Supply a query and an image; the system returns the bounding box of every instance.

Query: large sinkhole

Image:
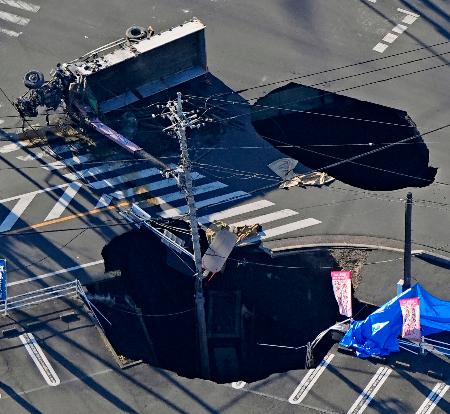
[251,83,437,190]
[88,226,371,383]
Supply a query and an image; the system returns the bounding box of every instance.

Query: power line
[210,40,450,97]
[185,61,449,126]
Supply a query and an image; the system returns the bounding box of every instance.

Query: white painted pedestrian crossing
[0,0,40,38]
[0,140,26,154]
[90,167,163,190]
[44,182,83,221]
[1,148,324,238]
[43,154,93,171]
[416,382,449,414]
[198,199,275,225]
[230,209,298,227]
[0,9,29,25]
[240,218,321,245]
[0,0,40,13]
[159,191,249,218]
[95,172,204,208]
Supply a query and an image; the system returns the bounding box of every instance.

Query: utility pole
[403,192,413,291]
[158,92,210,378]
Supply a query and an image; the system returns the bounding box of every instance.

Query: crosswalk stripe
[43,154,93,171]
[139,181,229,213]
[288,353,334,404]
[63,163,125,182]
[347,366,392,414]
[96,172,204,208]
[240,218,321,245]
[0,140,26,154]
[44,182,83,221]
[16,144,72,161]
[0,26,20,36]
[230,209,298,227]
[158,191,249,218]
[90,167,163,190]
[416,383,449,414]
[198,199,275,225]
[0,0,40,13]
[0,9,30,25]
[0,192,36,232]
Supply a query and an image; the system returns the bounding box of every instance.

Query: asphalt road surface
[0,1,449,412]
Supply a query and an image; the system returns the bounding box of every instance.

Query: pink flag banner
[331,270,352,317]
[399,297,421,341]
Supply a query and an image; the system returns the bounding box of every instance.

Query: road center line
[288,353,334,404]
[19,333,60,387]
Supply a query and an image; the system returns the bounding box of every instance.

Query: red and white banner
[331,270,352,317]
[399,297,421,341]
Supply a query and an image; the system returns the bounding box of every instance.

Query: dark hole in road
[88,227,370,383]
[251,83,437,190]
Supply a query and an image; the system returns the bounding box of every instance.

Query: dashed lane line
[288,353,335,405]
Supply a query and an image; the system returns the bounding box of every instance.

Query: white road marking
[373,43,389,53]
[0,118,4,124]
[0,0,40,13]
[105,181,227,211]
[95,172,204,208]
[198,199,275,225]
[240,218,322,245]
[0,183,70,203]
[63,163,123,182]
[90,167,162,190]
[288,353,334,404]
[382,33,398,43]
[231,381,247,389]
[397,8,420,25]
[392,24,408,34]
[0,25,20,36]
[402,15,418,25]
[44,182,83,221]
[9,259,104,286]
[416,383,449,414]
[0,192,36,232]
[0,9,30,25]
[0,140,27,154]
[230,209,298,227]
[367,0,376,3]
[397,8,420,18]
[19,333,60,386]
[347,366,392,414]
[159,191,249,218]
[43,154,93,171]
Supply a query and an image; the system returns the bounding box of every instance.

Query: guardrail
[1,280,79,314]
[0,280,110,330]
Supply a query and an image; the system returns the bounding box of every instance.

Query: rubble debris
[280,171,335,189]
[205,221,260,244]
[268,157,334,189]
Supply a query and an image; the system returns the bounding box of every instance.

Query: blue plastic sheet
[340,284,450,358]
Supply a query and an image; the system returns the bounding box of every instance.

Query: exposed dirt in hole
[252,83,437,190]
[88,227,372,383]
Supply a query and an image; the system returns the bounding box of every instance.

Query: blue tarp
[340,284,450,358]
